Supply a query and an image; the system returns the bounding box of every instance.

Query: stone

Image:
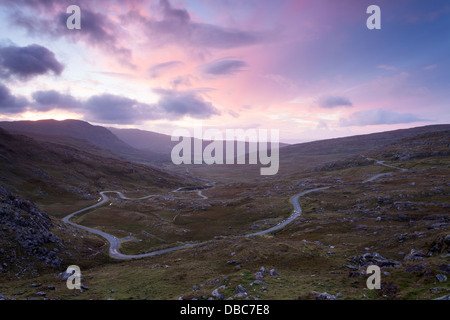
[29,283,42,287]
[404,249,425,261]
[315,292,338,300]
[59,270,75,281]
[269,269,280,276]
[235,284,247,294]
[212,287,225,300]
[436,274,447,282]
[434,295,450,300]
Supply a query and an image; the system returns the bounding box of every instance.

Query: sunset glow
[0,0,448,143]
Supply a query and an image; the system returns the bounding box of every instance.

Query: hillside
[0,185,108,281]
[0,128,190,216]
[279,124,450,173]
[181,124,450,182]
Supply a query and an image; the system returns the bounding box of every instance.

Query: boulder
[235,284,247,294]
[436,274,447,283]
[404,249,425,261]
[254,271,264,280]
[211,286,225,300]
[269,269,280,276]
[315,292,338,300]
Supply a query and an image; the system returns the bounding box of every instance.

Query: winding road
[62,157,404,260]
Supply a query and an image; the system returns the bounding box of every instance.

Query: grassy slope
[0,128,191,217]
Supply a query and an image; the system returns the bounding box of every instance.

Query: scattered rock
[35,292,46,296]
[404,249,425,262]
[434,295,450,300]
[404,263,429,272]
[269,269,280,276]
[250,280,267,286]
[211,286,225,300]
[29,283,42,287]
[315,292,338,300]
[254,272,264,280]
[348,252,400,268]
[436,274,447,283]
[59,270,75,281]
[235,284,247,294]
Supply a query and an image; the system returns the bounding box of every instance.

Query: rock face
[347,252,401,269]
[0,185,64,274]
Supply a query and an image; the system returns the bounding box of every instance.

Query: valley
[0,121,449,300]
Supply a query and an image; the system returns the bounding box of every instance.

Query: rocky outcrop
[347,252,401,269]
[0,185,64,274]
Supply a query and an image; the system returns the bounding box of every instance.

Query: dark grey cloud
[81,89,220,124]
[57,8,133,64]
[0,83,29,113]
[137,0,269,49]
[0,44,63,80]
[319,96,353,109]
[155,88,220,119]
[83,94,161,125]
[3,1,133,66]
[339,108,424,127]
[148,61,183,78]
[202,59,248,75]
[32,90,82,111]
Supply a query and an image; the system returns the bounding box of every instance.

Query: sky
[0,0,449,143]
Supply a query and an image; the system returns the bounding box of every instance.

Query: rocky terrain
[0,185,65,276]
[0,124,448,300]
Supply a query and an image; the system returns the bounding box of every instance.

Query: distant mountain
[108,127,174,154]
[0,119,169,164]
[109,127,290,155]
[0,127,188,204]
